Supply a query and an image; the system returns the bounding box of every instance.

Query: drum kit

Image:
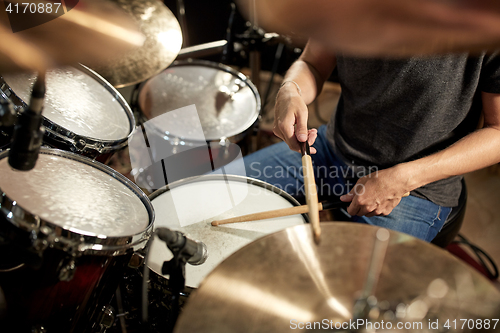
[0,1,499,333]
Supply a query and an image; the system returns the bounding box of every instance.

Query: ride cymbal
[174,223,500,333]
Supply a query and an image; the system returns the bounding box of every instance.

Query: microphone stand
[8,71,46,171]
[161,237,188,333]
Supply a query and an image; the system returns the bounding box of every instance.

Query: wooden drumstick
[300,141,321,244]
[210,192,410,226]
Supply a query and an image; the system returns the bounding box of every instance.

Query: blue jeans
[241,125,451,242]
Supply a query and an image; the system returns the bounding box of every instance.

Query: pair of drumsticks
[211,142,409,245]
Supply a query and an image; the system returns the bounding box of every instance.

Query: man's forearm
[400,127,500,192]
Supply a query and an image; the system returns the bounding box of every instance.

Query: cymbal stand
[175,0,189,47]
[8,71,45,170]
[351,228,390,331]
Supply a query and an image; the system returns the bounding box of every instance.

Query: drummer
[241,40,500,242]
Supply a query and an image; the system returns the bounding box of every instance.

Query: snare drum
[0,65,135,162]
[0,148,154,332]
[148,175,305,289]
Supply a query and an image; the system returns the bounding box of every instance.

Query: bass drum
[0,148,154,332]
[0,65,135,162]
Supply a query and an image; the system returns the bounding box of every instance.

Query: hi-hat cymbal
[89,0,183,88]
[174,223,500,333]
[0,0,145,73]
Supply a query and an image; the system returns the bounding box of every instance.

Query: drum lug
[128,252,145,268]
[58,257,77,281]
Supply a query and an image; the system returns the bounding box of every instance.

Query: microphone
[155,227,208,265]
[8,73,45,171]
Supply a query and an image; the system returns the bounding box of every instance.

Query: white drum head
[148,177,305,288]
[0,150,149,237]
[3,67,132,141]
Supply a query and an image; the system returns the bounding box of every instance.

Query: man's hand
[340,166,410,217]
[273,82,317,153]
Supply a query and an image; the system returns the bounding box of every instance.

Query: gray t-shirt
[326,53,500,207]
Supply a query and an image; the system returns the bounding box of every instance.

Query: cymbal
[89,0,183,88]
[0,0,145,72]
[174,223,500,333]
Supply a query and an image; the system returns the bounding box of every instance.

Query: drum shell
[0,65,135,163]
[133,140,244,193]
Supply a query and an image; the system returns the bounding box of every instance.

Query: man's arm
[341,91,500,217]
[273,40,337,153]
[238,0,500,57]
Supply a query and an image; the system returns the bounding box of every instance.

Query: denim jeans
[241,125,451,242]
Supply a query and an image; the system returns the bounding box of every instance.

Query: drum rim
[136,59,262,143]
[0,147,154,256]
[148,174,308,222]
[0,64,136,155]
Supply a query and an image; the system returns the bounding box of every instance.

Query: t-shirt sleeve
[479,51,500,93]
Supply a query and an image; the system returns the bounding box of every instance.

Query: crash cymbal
[0,0,145,72]
[174,223,500,333]
[89,0,183,88]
